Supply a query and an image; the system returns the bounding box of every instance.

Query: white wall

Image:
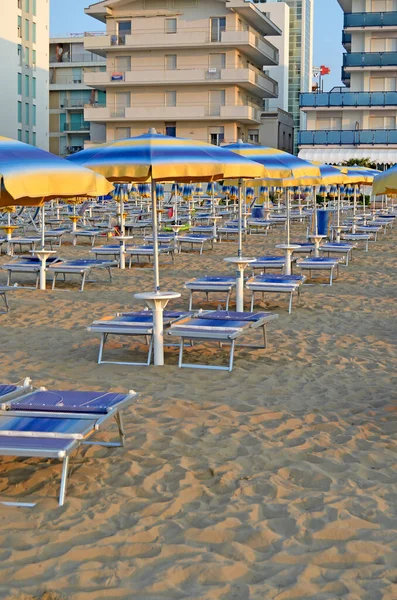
[0,0,19,140]
[258,2,290,112]
[36,0,50,150]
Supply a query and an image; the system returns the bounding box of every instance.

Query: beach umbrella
[373,164,397,196]
[156,183,165,201]
[206,182,215,195]
[246,186,255,203]
[229,185,238,201]
[68,129,266,365]
[0,137,112,289]
[194,183,203,196]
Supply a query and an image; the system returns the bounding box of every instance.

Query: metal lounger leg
[329,269,333,286]
[226,290,231,311]
[81,272,86,292]
[250,291,255,312]
[98,333,107,364]
[189,290,193,311]
[229,340,235,372]
[6,272,11,286]
[288,292,293,314]
[52,272,57,290]
[59,455,70,506]
[107,267,112,283]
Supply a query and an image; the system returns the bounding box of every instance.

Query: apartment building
[83,0,281,146]
[299,0,397,165]
[49,36,106,156]
[0,0,49,149]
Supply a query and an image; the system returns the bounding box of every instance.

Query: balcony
[344,11,397,29]
[84,66,278,98]
[63,123,90,132]
[300,91,397,109]
[84,103,262,124]
[342,31,351,50]
[84,28,278,66]
[341,66,351,86]
[298,129,397,146]
[343,52,397,69]
[50,52,106,66]
[60,100,86,110]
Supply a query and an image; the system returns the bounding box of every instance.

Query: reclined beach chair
[296,256,341,286]
[319,242,356,266]
[184,276,236,310]
[126,245,174,267]
[7,237,41,256]
[1,255,62,288]
[246,274,306,314]
[176,234,214,255]
[47,259,117,291]
[166,310,278,372]
[87,310,189,365]
[0,387,137,506]
[247,219,272,235]
[355,224,382,241]
[144,233,175,245]
[290,242,315,255]
[91,244,127,261]
[218,222,247,242]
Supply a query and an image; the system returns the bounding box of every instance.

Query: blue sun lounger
[126,245,175,267]
[1,256,62,288]
[184,276,236,310]
[166,310,278,372]
[7,237,41,256]
[73,229,109,246]
[0,379,32,402]
[91,244,128,260]
[296,256,341,285]
[87,310,189,366]
[47,259,117,291]
[246,274,306,314]
[0,388,138,506]
[320,242,356,266]
[176,234,214,254]
[252,256,289,274]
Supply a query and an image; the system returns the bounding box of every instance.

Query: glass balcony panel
[373,130,388,144]
[389,130,397,143]
[385,92,397,105]
[339,131,354,144]
[299,131,314,144]
[359,131,373,144]
[383,12,397,26]
[370,92,385,106]
[300,93,315,107]
[326,131,341,144]
[329,93,346,106]
[356,92,370,106]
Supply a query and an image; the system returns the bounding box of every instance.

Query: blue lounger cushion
[6,390,129,414]
[254,275,304,283]
[7,256,60,266]
[199,311,269,322]
[0,385,18,397]
[191,276,235,283]
[0,435,75,454]
[255,256,285,262]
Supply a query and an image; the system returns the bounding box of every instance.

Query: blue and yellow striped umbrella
[0,136,112,207]
[156,184,165,201]
[68,130,266,182]
[373,164,397,195]
[223,142,320,181]
[229,186,239,201]
[194,183,203,196]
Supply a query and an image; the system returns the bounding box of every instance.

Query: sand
[0,221,396,600]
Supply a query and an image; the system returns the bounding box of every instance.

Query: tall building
[83,0,281,146]
[0,0,49,149]
[49,36,106,156]
[299,0,397,165]
[255,0,314,152]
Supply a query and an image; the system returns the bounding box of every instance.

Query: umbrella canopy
[373,165,397,195]
[333,165,380,185]
[0,137,112,207]
[223,141,319,180]
[67,130,267,182]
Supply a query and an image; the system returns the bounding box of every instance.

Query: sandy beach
[0,222,396,600]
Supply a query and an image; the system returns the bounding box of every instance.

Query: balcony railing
[299,129,397,146]
[63,123,90,132]
[50,53,105,64]
[85,102,262,122]
[344,52,397,68]
[300,91,397,108]
[344,11,397,28]
[342,31,352,45]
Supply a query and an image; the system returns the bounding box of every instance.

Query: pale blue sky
[50,0,344,90]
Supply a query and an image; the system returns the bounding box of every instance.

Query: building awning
[299,148,397,166]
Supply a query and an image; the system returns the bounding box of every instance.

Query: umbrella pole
[151,178,160,292]
[314,187,318,235]
[238,179,243,258]
[336,185,341,243]
[286,188,291,246]
[212,185,217,240]
[41,204,45,250]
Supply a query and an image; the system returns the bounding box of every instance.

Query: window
[60,113,66,132]
[25,46,29,65]
[25,130,29,144]
[115,127,130,140]
[25,74,29,96]
[210,17,226,42]
[17,16,22,37]
[165,122,176,137]
[18,101,22,123]
[115,56,131,71]
[209,53,226,69]
[165,54,177,70]
[25,102,29,124]
[17,44,22,65]
[32,77,36,98]
[32,132,36,146]
[209,126,225,146]
[72,68,82,83]
[32,49,36,68]
[18,0,22,8]
[118,20,131,35]
[165,91,177,107]
[32,104,36,126]
[25,0,29,11]
[248,129,259,143]
[18,129,22,141]
[165,18,177,34]
[32,0,36,15]
[25,19,29,40]
[32,22,36,43]
[18,73,22,95]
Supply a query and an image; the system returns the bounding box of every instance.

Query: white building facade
[299,0,397,165]
[0,0,49,149]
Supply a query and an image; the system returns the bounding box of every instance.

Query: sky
[50,0,344,91]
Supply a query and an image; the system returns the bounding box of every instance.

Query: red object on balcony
[320,66,330,76]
